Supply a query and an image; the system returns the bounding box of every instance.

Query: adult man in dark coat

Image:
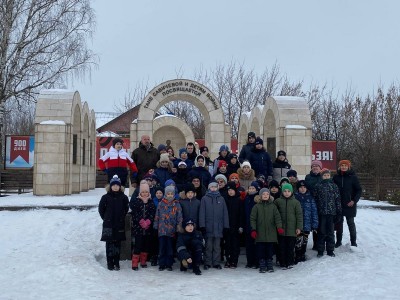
[333,160,362,247]
[239,131,256,163]
[131,135,160,188]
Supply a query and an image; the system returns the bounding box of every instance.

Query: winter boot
[114,257,120,271]
[132,254,140,271]
[193,265,202,275]
[327,250,335,257]
[140,252,148,268]
[107,257,114,271]
[266,259,274,273]
[259,259,266,273]
[317,251,324,258]
[151,255,158,266]
[335,232,343,248]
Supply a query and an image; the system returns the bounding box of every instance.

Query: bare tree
[113,80,150,113]
[0,0,97,161]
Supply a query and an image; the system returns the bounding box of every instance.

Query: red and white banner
[312,140,337,170]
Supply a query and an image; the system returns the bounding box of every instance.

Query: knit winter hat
[164,185,175,196]
[110,175,121,187]
[157,144,167,152]
[248,131,256,139]
[165,179,176,187]
[287,170,298,178]
[184,219,195,227]
[241,161,251,168]
[112,138,123,147]
[339,160,351,168]
[154,186,164,195]
[219,145,229,152]
[296,180,307,189]
[179,148,187,156]
[178,161,187,167]
[280,177,290,185]
[257,174,266,181]
[250,181,260,191]
[184,183,196,194]
[229,173,239,180]
[268,180,280,189]
[311,160,323,169]
[218,160,227,168]
[140,182,150,193]
[215,174,227,184]
[320,168,331,176]
[255,137,263,145]
[228,153,238,160]
[277,150,286,157]
[160,153,169,163]
[259,188,270,196]
[281,183,293,193]
[208,181,218,189]
[226,181,237,192]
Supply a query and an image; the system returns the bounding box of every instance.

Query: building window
[90,142,93,166]
[82,139,86,166]
[73,134,77,164]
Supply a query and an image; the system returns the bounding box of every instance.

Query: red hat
[218,160,227,168]
[339,160,351,168]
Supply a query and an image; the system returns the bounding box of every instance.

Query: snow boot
[107,257,114,271]
[151,255,158,266]
[259,259,266,273]
[317,251,324,258]
[266,259,274,273]
[132,254,140,271]
[140,252,148,268]
[335,232,343,248]
[327,251,335,257]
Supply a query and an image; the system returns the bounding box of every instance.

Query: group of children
[98,139,343,274]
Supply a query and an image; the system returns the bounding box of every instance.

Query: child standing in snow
[294,180,319,263]
[98,175,129,271]
[274,183,303,269]
[129,182,156,270]
[250,188,283,273]
[314,169,342,257]
[153,185,183,271]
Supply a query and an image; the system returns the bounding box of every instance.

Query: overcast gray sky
[72,0,400,112]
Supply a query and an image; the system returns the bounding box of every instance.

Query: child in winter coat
[287,170,299,193]
[223,181,244,269]
[227,153,241,177]
[272,150,292,182]
[179,183,201,227]
[314,169,342,257]
[199,181,229,270]
[274,183,303,269]
[99,138,138,187]
[154,153,174,189]
[150,186,163,266]
[174,148,194,169]
[153,185,183,271]
[244,181,261,268]
[129,182,156,270]
[176,219,204,275]
[98,175,129,271]
[250,188,283,273]
[188,155,212,188]
[294,180,319,263]
[269,180,281,200]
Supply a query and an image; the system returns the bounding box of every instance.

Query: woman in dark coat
[98,175,129,271]
[333,160,362,247]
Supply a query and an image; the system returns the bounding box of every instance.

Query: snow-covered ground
[0,190,399,299]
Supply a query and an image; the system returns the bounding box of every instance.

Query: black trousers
[318,214,335,252]
[256,242,274,262]
[159,236,174,267]
[133,234,152,255]
[336,216,357,243]
[245,234,257,266]
[278,236,296,267]
[225,231,240,264]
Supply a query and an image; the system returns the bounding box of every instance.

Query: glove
[144,219,151,227]
[238,227,243,234]
[277,228,285,235]
[139,219,146,229]
[250,230,257,239]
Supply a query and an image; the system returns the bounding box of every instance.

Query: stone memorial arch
[238,96,312,178]
[130,79,230,159]
[34,90,96,195]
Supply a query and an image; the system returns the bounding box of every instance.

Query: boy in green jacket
[250,188,283,273]
[274,183,303,269]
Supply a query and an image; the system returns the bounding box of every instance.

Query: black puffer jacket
[98,190,129,241]
[129,197,156,236]
[176,230,204,260]
[333,169,362,218]
[131,142,160,184]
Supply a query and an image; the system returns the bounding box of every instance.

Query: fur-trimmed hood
[237,167,255,179]
[254,195,274,204]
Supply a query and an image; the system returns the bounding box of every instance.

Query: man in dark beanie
[239,131,256,163]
